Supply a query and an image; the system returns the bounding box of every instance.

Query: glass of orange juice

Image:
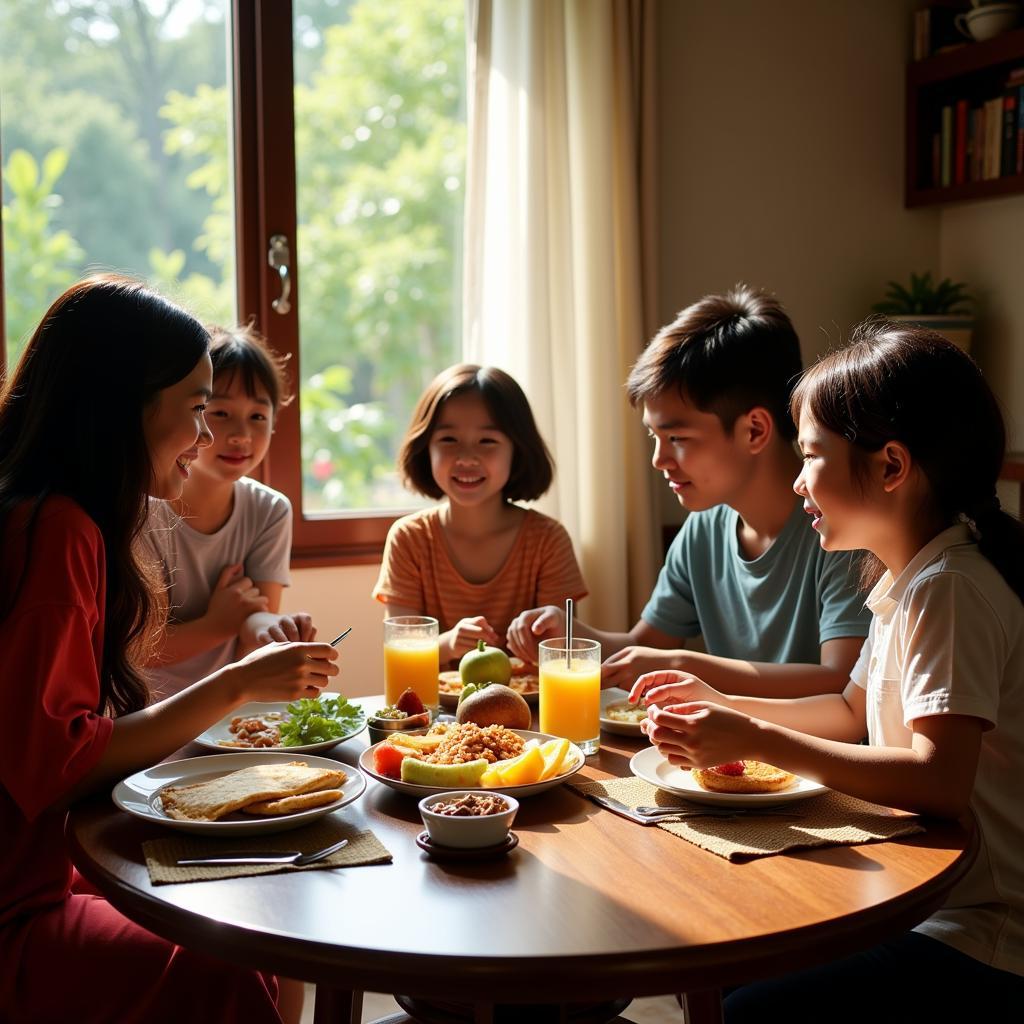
[538,637,601,755]
[383,616,440,710]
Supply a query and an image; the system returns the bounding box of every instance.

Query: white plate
[113,751,366,836]
[438,680,540,711]
[194,701,366,754]
[600,688,648,737]
[629,747,828,807]
[359,728,584,798]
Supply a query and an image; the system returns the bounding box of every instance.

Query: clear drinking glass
[538,637,601,755]
[383,616,440,710]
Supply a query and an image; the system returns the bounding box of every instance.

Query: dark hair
[0,274,210,715]
[208,322,293,413]
[398,364,554,502]
[792,321,1024,600]
[626,284,803,441]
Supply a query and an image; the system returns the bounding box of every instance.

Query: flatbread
[159,761,346,821]
[241,786,345,815]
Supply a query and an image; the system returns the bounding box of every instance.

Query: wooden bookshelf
[906,27,1024,208]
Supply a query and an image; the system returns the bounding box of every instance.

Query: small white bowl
[958,3,1021,41]
[418,790,519,849]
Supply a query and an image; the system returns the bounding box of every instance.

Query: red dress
[0,497,282,1024]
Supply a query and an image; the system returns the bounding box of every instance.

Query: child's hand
[628,669,722,709]
[226,641,339,703]
[506,605,564,662]
[254,613,317,644]
[602,647,686,691]
[642,700,758,768]
[447,616,501,657]
[207,563,269,636]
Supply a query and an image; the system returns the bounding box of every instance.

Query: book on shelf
[955,98,968,186]
[967,106,983,183]
[1003,91,1019,178]
[1018,84,1024,175]
[985,96,1003,180]
[941,104,953,187]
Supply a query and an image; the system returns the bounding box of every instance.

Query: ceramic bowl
[418,790,519,849]
[958,3,1021,41]
[366,709,432,745]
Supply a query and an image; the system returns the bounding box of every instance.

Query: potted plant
[871,271,975,351]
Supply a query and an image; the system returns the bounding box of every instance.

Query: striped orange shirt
[372,507,587,648]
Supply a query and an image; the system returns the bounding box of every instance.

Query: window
[0,0,466,565]
[0,0,236,363]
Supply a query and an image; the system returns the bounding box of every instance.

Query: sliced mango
[497,745,545,786]
[539,737,570,780]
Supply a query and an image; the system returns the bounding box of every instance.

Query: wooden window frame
[234,1,402,569]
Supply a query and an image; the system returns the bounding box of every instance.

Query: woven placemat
[143,817,392,885]
[570,776,924,862]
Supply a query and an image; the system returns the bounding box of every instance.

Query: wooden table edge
[67,810,978,1002]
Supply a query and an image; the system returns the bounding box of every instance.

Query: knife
[176,850,307,865]
[586,793,681,826]
[585,793,797,824]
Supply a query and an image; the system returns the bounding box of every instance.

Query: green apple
[459,640,512,687]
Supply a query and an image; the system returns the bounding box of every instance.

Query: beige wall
[939,195,1024,451]
[283,564,385,698]
[653,0,940,523]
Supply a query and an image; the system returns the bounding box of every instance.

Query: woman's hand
[642,701,760,768]
[226,641,339,704]
[628,669,723,710]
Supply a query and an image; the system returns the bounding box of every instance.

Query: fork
[176,838,349,867]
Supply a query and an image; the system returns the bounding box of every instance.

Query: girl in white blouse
[631,323,1024,1021]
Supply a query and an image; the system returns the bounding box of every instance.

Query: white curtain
[463,0,659,629]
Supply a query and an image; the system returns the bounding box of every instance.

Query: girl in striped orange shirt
[373,364,587,666]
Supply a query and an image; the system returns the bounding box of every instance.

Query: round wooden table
[67,706,975,1024]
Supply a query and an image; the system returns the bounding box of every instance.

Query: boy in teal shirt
[506,285,870,697]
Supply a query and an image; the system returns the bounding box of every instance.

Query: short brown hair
[208,322,293,414]
[626,284,803,441]
[399,364,554,501]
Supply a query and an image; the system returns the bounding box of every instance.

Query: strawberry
[394,687,426,716]
[714,761,746,776]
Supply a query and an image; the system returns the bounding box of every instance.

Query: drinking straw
[565,598,573,669]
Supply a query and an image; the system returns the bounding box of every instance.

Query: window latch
[268,234,292,315]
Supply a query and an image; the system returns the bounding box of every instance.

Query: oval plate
[359,728,584,798]
[629,746,828,808]
[600,688,648,737]
[113,751,366,836]
[194,700,366,755]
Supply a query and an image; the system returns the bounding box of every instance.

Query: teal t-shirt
[642,499,870,663]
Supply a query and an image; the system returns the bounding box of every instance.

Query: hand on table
[505,605,564,663]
